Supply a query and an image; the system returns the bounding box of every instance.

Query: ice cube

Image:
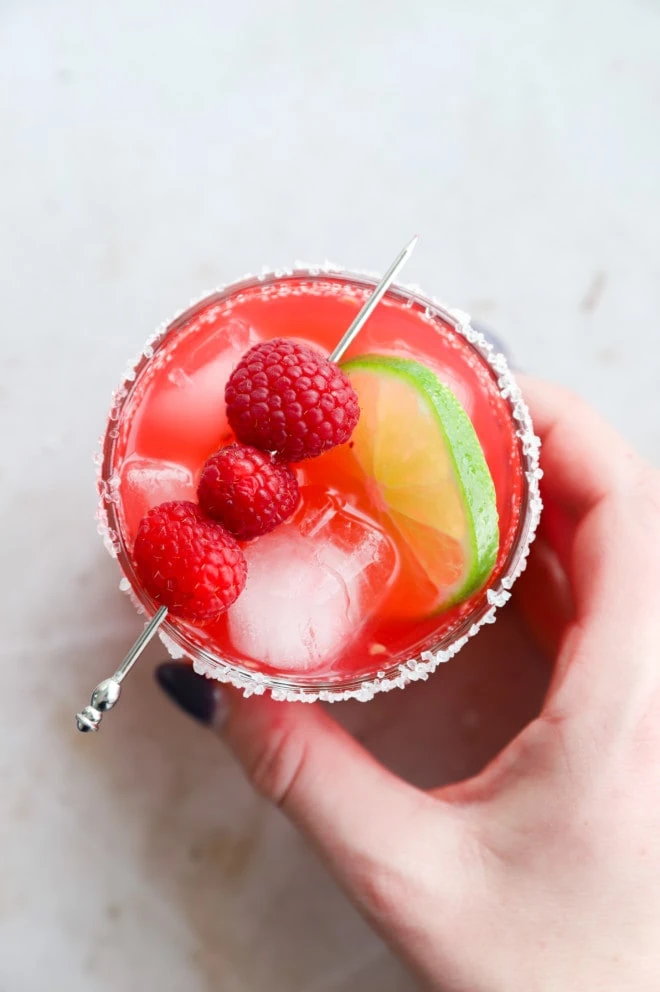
[120,456,195,539]
[227,493,398,672]
[136,318,259,463]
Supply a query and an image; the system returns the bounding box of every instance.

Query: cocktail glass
[97,267,542,703]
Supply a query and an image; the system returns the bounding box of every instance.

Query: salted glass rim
[97,265,543,703]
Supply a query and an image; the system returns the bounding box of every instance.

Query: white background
[1,1,658,989]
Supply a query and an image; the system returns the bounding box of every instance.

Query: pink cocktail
[98,268,541,701]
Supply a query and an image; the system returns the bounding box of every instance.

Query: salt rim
[96,262,543,704]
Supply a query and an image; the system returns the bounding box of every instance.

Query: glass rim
[97,263,543,703]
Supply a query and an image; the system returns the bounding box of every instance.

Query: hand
[157,377,660,991]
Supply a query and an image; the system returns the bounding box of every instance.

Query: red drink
[99,269,541,701]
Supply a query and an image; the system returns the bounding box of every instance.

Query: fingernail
[155,662,228,728]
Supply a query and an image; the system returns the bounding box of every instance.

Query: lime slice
[341,355,499,607]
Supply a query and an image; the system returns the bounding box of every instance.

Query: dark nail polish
[155,662,219,726]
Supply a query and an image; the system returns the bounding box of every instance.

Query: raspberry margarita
[99,269,541,701]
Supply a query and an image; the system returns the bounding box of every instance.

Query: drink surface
[110,275,523,684]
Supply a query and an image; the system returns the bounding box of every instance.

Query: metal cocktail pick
[75,236,418,733]
[75,607,168,732]
[328,234,418,362]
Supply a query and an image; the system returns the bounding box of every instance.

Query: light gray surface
[1,1,659,989]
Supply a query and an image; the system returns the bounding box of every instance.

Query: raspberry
[133,500,247,623]
[198,443,300,540]
[225,338,360,461]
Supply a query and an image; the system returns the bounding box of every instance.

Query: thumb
[222,688,425,847]
[155,662,464,927]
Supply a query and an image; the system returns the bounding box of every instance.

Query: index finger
[519,376,660,723]
[518,375,644,520]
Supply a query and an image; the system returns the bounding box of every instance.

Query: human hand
[157,377,660,991]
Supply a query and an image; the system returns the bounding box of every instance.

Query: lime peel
[342,354,499,608]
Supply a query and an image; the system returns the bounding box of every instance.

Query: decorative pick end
[74,607,168,736]
[76,705,102,733]
[75,678,122,733]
